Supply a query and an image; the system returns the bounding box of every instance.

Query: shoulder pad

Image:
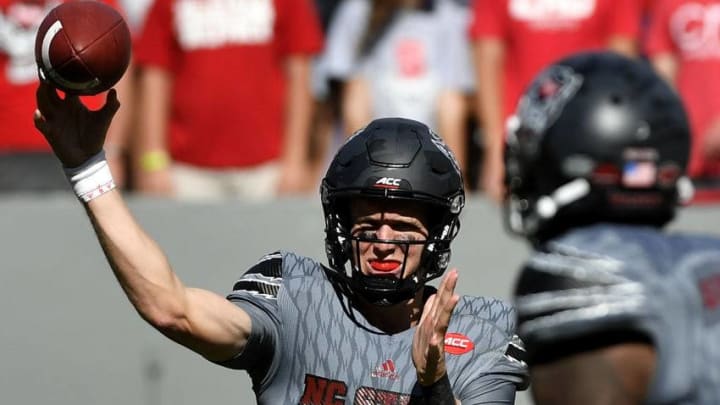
[231,252,283,299]
[513,248,651,362]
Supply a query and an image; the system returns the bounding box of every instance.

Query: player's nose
[372,225,398,252]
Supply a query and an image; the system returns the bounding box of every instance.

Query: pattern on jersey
[231,252,282,299]
[263,252,526,403]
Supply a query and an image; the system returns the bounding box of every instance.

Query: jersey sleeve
[276,0,324,56]
[451,310,529,402]
[217,252,283,384]
[133,0,177,69]
[512,246,653,363]
[606,0,641,39]
[468,0,508,41]
[454,338,529,402]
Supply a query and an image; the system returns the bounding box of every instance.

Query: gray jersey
[221,251,528,404]
[514,224,720,404]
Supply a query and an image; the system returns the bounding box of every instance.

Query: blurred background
[3,0,720,404]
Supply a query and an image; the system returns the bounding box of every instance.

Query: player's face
[348,199,430,279]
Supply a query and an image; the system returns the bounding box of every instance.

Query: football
[34,1,131,95]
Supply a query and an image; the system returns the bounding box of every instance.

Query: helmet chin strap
[351,273,418,306]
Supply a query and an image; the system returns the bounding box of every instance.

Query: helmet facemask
[323,195,461,306]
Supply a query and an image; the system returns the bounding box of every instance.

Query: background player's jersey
[221,251,528,404]
[514,224,720,404]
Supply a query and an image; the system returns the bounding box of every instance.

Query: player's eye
[353,229,423,242]
[355,229,378,240]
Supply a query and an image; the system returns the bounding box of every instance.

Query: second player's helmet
[321,118,465,306]
[504,52,692,242]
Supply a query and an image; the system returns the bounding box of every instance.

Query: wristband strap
[410,373,455,405]
[64,151,116,202]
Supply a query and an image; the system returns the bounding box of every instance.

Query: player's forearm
[85,192,253,360]
[85,190,188,328]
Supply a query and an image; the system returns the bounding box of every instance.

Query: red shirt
[646,0,720,177]
[134,0,323,168]
[0,0,112,152]
[469,0,640,121]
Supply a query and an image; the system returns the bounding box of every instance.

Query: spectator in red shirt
[469,0,641,202]
[133,0,323,201]
[0,0,132,191]
[646,0,720,200]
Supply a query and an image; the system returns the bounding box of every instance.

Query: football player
[33,83,528,404]
[505,51,720,404]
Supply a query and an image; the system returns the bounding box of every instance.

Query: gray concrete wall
[1,194,719,405]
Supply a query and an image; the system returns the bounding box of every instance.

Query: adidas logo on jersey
[371,359,399,380]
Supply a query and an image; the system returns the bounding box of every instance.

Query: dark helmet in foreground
[504,51,692,242]
[321,117,465,306]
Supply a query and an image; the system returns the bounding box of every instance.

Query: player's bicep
[179,287,254,362]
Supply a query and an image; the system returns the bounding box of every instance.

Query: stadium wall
[2,195,718,405]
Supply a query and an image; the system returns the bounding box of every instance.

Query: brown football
[34,1,131,95]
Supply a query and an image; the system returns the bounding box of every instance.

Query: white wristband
[64,151,116,202]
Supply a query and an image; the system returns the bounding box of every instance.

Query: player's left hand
[412,268,460,386]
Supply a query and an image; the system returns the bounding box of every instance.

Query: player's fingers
[434,269,457,314]
[33,109,49,134]
[35,83,56,118]
[435,271,459,330]
[431,269,454,311]
[64,93,85,111]
[444,269,458,295]
[419,294,435,325]
[101,89,121,118]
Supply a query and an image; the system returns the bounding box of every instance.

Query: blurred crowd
[2,0,720,203]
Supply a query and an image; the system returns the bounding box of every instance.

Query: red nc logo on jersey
[444,333,474,355]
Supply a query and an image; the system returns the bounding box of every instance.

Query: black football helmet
[321,117,465,306]
[504,52,692,242]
